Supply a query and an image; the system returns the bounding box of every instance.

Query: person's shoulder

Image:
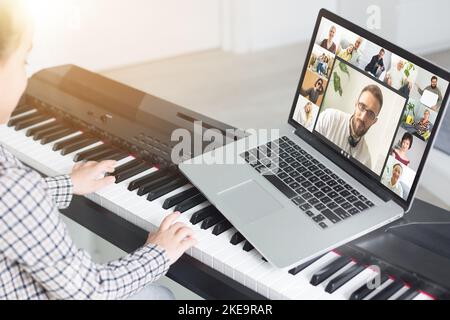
[321,108,349,121]
[317,109,349,131]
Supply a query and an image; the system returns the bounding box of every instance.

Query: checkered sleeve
[44,175,73,209]
[0,166,170,300]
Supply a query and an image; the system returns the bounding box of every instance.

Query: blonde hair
[0,0,27,61]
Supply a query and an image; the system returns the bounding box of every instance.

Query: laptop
[179,9,450,269]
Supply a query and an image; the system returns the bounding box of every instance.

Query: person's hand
[70,160,117,195]
[147,212,197,265]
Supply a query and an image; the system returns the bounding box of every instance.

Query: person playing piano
[0,0,197,300]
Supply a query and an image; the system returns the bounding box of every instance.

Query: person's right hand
[146,212,197,265]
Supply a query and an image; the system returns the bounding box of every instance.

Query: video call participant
[315,85,384,169]
[317,54,329,77]
[301,78,325,104]
[385,59,407,90]
[417,76,443,111]
[298,101,315,131]
[347,37,364,66]
[365,49,385,78]
[391,132,413,166]
[415,109,432,136]
[338,44,354,62]
[382,163,404,198]
[320,25,337,54]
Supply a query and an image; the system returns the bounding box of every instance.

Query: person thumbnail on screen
[400,98,438,142]
[390,127,427,172]
[300,72,328,107]
[315,60,407,175]
[383,54,418,96]
[307,44,336,79]
[412,69,448,112]
[315,18,342,54]
[381,156,415,200]
[336,30,365,67]
[293,95,320,132]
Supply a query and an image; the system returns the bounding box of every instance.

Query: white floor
[63,42,450,300]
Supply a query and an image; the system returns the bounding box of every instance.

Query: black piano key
[190,206,220,225]
[98,151,128,162]
[15,114,53,130]
[310,256,352,286]
[163,187,200,210]
[288,254,326,276]
[61,138,100,156]
[40,128,77,145]
[174,193,208,213]
[115,159,143,176]
[397,288,420,300]
[147,178,188,202]
[11,105,35,117]
[52,133,89,151]
[26,121,61,137]
[243,241,254,252]
[350,274,389,300]
[325,264,365,293]
[8,111,39,127]
[128,168,169,191]
[212,220,233,236]
[137,173,179,196]
[201,214,226,230]
[74,144,113,162]
[115,162,153,184]
[33,123,68,140]
[84,149,122,162]
[230,232,246,245]
[370,281,405,300]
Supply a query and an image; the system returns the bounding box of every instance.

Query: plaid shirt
[0,144,169,300]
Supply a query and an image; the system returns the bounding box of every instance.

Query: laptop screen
[290,12,449,205]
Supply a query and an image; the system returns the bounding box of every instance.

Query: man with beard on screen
[315,85,384,170]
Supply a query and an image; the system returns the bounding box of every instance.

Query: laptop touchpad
[217,180,284,224]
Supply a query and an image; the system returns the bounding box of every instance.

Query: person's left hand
[70,160,117,195]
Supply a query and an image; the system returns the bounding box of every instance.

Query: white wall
[337,0,450,55]
[26,0,449,74]
[27,0,221,73]
[221,0,338,53]
[222,0,450,55]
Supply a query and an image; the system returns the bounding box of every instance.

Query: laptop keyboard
[241,136,375,229]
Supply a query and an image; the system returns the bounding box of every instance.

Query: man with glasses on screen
[315,85,384,169]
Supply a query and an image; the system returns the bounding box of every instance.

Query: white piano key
[234,252,266,286]
[308,262,358,300]
[389,286,410,300]
[413,292,434,300]
[114,156,136,168]
[22,118,57,130]
[281,252,341,300]
[201,229,236,268]
[363,278,394,300]
[223,242,254,280]
[244,262,277,294]
[9,109,37,119]
[325,267,378,300]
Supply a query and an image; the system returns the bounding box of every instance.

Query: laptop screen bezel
[287,8,450,211]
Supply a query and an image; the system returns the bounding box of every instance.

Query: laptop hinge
[294,128,393,203]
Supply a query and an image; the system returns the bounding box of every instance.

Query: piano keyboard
[0,105,436,301]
